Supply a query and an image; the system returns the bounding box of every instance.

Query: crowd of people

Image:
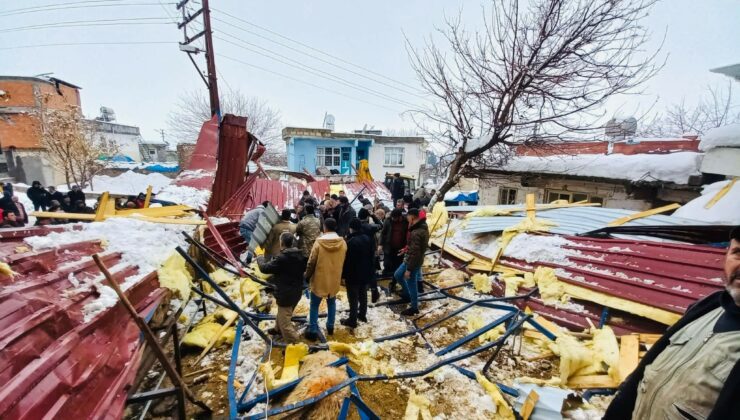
[240,185,431,343]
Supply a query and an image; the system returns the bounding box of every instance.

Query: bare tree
[167,89,283,156]
[407,0,661,203]
[39,103,119,189]
[640,82,740,136]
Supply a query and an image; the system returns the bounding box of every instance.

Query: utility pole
[177,0,220,118]
[156,129,166,143]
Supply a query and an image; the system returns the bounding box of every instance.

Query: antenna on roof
[323,113,335,131]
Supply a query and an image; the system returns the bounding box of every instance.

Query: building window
[498,187,518,205]
[546,190,604,204]
[384,147,404,166]
[316,147,341,168]
[149,150,156,155]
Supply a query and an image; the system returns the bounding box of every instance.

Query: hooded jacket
[256,248,307,307]
[604,290,740,420]
[404,219,429,271]
[304,232,347,298]
[342,231,375,286]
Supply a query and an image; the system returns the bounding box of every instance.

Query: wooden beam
[525,193,536,220]
[144,185,153,208]
[618,334,640,382]
[31,211,96,220]
[607,203,681,227]
[567,375,619,389]
[521,390,540,420]
[704,178,737,209]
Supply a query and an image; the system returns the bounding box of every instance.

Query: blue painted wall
[287,136,373,174]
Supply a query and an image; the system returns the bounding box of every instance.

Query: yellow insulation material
[466,311,506,344]
[502,274,536,297]
[532,267,566,304]
[592,326,620,378]
[280,343,310,382]
[464,206,512,218]
[182,322,235,348]
[0,262,17,280]
[476,372,515,420]
[548,334,593,383]
[427,202,449,234]
[471,273,492,293]
[157,252,192,300]
[403,391,433,420]
[210,268,237,285]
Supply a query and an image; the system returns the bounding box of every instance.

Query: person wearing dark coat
[604,226,740,420]
[0,191,18,217]
[381,208,409,280]
[256,232,308,343]
[394,209,429,316]
[26,181,49,211]
[391,173,405,203]
[47,186,65,206]
[67,185,86,204]
[335,196,356,238]
[358,208,382,302]
[340,218,375,329]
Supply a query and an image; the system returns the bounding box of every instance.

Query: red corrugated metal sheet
[173,116,219,191]
[0,227,163,419]
[341,181,392,203]
[208,115,251,214]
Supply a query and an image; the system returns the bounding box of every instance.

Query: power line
[0,17,172,33]
[218,53,402,114]
[216,31,418,109]
[0,41,175,51]
[210,12,427,101]
[0,1,175,17]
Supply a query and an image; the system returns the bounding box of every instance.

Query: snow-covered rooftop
[699,123,740,152]
[499,151,703,184]
[672,180,740,224]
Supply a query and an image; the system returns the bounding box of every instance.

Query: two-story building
[282,127,427,181]
[0,75,82,185]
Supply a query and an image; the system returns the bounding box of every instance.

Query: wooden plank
[618,334,640,382]
[525,193,536,221]
[144,185,153,208]
[532,315,561,337]
[521,390,539,420]
[704,178,736,209]
[567,375,619,389]
[607,203,681,227]
[638,333,662,345]
[116,205,191,217]
[31,211,96,220]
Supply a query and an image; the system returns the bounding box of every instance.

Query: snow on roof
[699,123,740,152]
[499,151,703,184]
[672,180,740,224]
[57,171,174,195]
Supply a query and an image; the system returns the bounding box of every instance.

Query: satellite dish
[605,116,637,139]
[99,106,116,122]
[323,114,335,131]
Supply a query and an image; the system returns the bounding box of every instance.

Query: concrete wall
[5,148,65,186]
[287,137,357,173]
[177,143,196,169]
[367,141,425,180]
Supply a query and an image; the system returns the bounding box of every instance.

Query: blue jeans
[308,292,336,334]
[394,262,422,310]
[239,227,253,263]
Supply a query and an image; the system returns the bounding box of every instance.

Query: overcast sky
[1,0,738,143]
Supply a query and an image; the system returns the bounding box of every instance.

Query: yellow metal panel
[607,203,681,226]
[704,178,737,209]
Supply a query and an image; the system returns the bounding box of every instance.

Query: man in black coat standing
[26,181,49,211]
[256,232,307,343]
[335,196,356,238]
[67,184,86,204]
[604,226,740,420]
[391,173,405,204]
[341,218,375,329]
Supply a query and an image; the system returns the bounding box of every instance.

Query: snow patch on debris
[672,180,740,224]
[501,152,702,184]
[699,123,740,151]
[503,233,580,264]
[156,184,211,209]
[57,170,173,195]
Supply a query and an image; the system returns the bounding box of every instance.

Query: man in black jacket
[67,184,86,204]
[335,196,356,238]
[391,173,405,204]
[358,208,383,302]
[26,181,49,211]
[256,232,307,343]
[394,208,429,316]
[604,226,740,420]
[341,218,375,329]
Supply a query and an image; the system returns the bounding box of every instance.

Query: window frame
[545,189,604,204]
[316,146,342,169]
[498,187,518,205]
[383,146,405,167]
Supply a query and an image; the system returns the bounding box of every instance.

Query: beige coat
[304,232,347,298]
[263,220,295,259]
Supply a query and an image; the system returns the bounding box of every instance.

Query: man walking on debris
[263,209,295,260]
[604,226,740,420]
[382,208,409,286]
[304,218,347,340]
[341,218,375,329]
[256,232,307,343]
[358,208,383,302]
[295,204,321,257]
[394,208,429,316]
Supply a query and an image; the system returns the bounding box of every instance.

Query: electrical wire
[0,17,173,33]
[0,1,176,17]
[216,31,418,109]
[0,41,175,51]
[218,53,402,113]
[212,7,422,94]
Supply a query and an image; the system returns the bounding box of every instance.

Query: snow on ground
[56,170,173,195]
[156,184,211,209]
[501,152,703,184]
[672,180,740,224]
[699,123,740,151]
